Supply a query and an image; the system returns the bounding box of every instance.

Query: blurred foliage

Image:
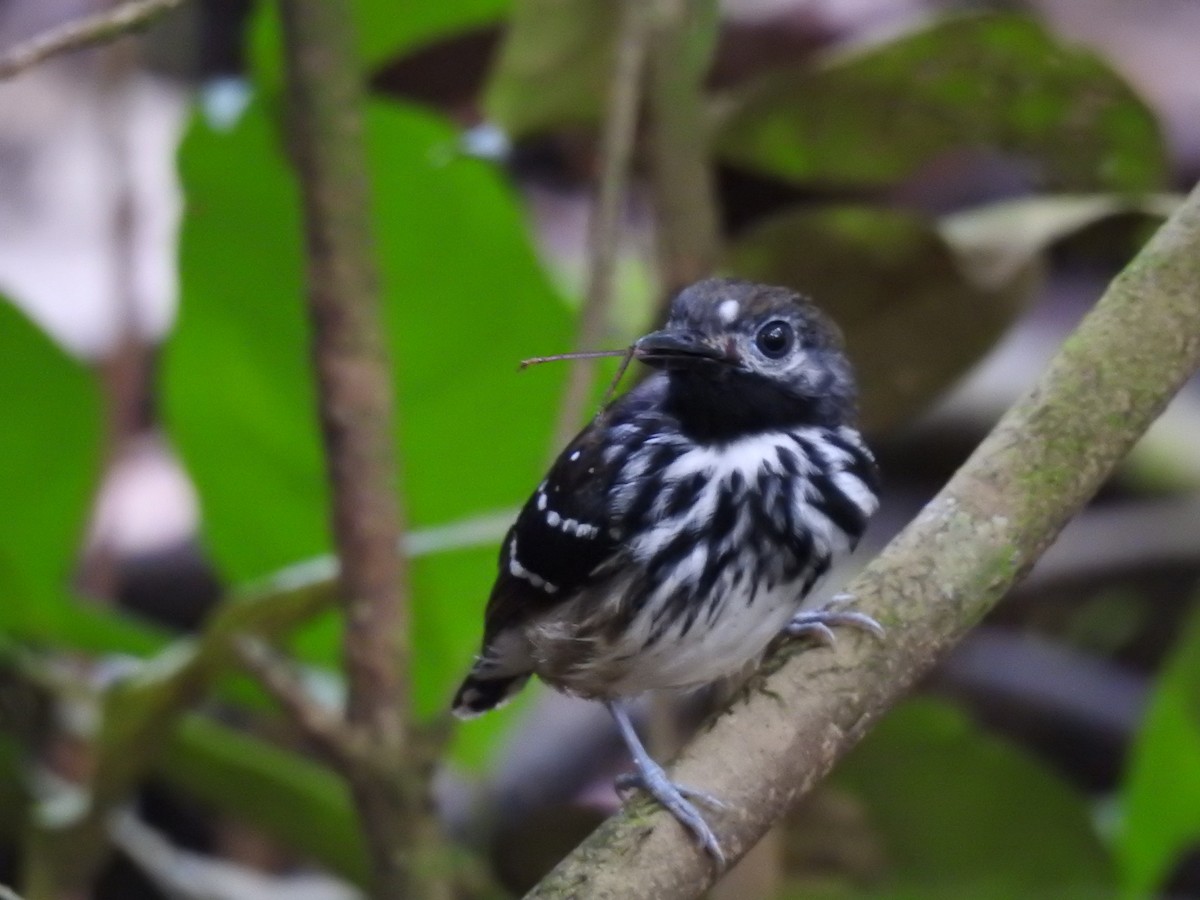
[484,0,617,135]
[0,302,100,640]
[727,206,1035,434]
[1117,596,1200,897]
[156,714,366,881]
[715,14,1167,192]
[0,0,1190,896]
[824,700,1114,897]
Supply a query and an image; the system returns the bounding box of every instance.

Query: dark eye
[755,320,794,359]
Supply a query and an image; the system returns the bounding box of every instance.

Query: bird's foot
[786,593,885,647]
[615,764,726,866]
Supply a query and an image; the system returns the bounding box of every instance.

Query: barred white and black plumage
[452,278,881,862]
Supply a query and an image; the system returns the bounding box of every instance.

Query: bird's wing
[481,420,625,642]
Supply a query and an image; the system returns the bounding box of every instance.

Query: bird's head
[634,278,858,436]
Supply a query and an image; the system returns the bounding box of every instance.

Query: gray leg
[606,700,726,866]
[786,593,885,645]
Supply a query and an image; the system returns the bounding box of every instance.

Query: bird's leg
[606,700,726,866]
[785,592,885,646]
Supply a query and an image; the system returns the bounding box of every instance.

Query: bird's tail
[451,669,531,719]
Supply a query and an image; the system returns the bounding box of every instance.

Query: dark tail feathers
[451,671,531,719]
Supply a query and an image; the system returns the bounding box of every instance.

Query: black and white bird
[452,278,881,863]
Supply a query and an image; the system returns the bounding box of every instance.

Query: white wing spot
[569,450,581,461]
[508,535,559,593]
[547,510,562,527]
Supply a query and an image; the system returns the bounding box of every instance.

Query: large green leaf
[715,13,1168,193]
[1116,600,1200,897]
[165,99,571,722]
[0,301,101,638]
[725,206,1032,434]
[826,700,1115,896]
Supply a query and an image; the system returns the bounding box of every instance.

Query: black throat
[661,368,842,443]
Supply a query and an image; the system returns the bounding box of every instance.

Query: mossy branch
[525,185,1200,899]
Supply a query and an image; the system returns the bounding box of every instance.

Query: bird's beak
[633,329,735,368]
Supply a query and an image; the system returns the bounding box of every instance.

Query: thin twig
[525,184,1200,897]
[548,0,651,453]
[232,636,359,769]
[0,0,184,79]
[519,348,629,370]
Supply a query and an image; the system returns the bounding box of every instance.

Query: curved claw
[786,599,885,644]
[786,619,837,646]
[616,769,726,865]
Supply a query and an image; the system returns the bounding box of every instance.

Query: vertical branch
[277,2,443,897]
[279,0,408,750]
[549,0,651,450]
[647,0,720,300]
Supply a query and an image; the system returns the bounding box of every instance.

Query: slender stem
[0,0,183,79]
[278,2,442,897]
[548,0,650,452]
[233,637,359,768]
[647,0,720,301]
[525,184,1200,898]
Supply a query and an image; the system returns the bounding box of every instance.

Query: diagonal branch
[526,185,1200,899]
[0,0,184,79]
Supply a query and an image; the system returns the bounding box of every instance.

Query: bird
[451,277,882,864]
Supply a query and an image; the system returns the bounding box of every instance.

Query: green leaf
[155,714,366,882]
[1116,600,1200,896]
[0,301,101,638]
[715,13,1168,192]
[483,0,619,136]
[165,99,571,725]
[725,206,1031,434]
[831,699,1115,895]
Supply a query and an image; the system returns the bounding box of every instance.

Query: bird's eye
[755,320,794,359]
